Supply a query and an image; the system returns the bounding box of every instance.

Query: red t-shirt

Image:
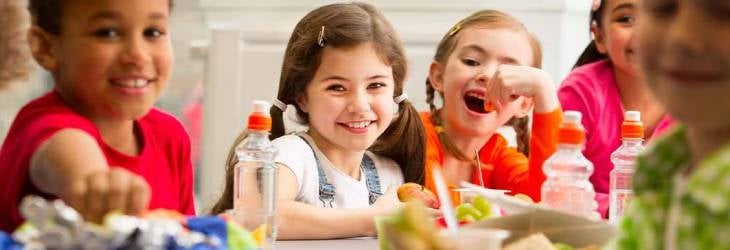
[0,91,195,232]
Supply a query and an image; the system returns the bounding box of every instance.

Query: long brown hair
[211,2,426,214]
[425,10,542,161]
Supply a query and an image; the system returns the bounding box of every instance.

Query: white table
[275,237,378,250]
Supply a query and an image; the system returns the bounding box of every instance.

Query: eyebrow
[88,11,120,21]
[460,44,523,65]
[611,2,635,13]
[88,10,167,22]
[321,75,391,82]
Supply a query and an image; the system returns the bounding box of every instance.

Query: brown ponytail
[370,99,426,184]
[507,116,530,156]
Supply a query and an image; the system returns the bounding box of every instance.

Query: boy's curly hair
[0,0,33,90]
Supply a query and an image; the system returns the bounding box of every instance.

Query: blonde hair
[426,10,542,160]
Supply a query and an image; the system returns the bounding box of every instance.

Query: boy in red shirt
[0,0,195,232]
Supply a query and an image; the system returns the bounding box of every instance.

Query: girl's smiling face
[429,27,534,137]
[298,42,396,153]
[594,0,640,77]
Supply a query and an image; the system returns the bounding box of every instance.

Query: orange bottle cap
[621,111,644,139]
[248,100,272,131]
[559,111,586,144]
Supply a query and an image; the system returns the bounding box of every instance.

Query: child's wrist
[533,74,559,113]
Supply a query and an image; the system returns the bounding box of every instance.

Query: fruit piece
[484,101,496,112]
[455,203,482,222]
[514,193,534,203]
[226,220,259,250]
[472,196,493,219]
[435,216,470,228]
[250,224,267,246]
[554,243,575,250]
[397,183,440,208]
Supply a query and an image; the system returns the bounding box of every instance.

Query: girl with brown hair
[211,2,428,239]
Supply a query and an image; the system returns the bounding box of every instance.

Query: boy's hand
[485,64,559,113]
[65,168,151,223]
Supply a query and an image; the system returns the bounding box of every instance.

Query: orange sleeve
[488,108,562,201]
[526,108,562,201]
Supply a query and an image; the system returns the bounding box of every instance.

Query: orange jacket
[420,108,562,204]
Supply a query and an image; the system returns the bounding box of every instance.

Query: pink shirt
[0,91,196,231]
[558,60,674,217]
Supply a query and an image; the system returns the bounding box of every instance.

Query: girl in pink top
[557,0,674,217]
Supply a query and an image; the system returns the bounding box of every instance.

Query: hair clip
[318,26,326,47]
[434,126,445,134]
[394,93,408,104]
[591,0,602,11]
[272,99,287,112]
[448,22,462,37]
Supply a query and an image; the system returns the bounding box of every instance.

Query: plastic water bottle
[608,111,645,224]
[233,100,278,248]
[541,111,596,218]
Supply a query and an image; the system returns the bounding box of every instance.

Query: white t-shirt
[272,132,404,208]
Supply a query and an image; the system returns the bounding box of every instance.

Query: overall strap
[297,135,383,207]
[361,154,383,205]
[297,135,335,208]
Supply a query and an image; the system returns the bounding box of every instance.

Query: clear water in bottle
[232,100,278,248]
[608,111,645,224]
[541,147,596,218]
[541,111,597,218]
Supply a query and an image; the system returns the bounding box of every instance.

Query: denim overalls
[298,135,383,207]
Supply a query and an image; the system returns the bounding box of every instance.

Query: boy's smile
[37,0,172,121]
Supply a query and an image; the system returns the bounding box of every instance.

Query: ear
[591,22,608,54]
[295,94,309,113]
[515,97,534,118]
[27,26,59,72]
[427,61,445,93]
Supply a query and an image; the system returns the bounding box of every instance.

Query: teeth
[346,121,370,129]
[134,79,146,87]
[114,79,148,88]
[466,92,485,100]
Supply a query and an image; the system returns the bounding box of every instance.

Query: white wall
[193,0,591,211]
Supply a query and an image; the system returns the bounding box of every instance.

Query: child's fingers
[85,171,110,223]
[484,71,503,110]
[126,175,151,216]
[105,168,131,215]
[65,179,87,218]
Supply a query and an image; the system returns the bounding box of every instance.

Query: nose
[475,62,499,85]
[346,90,371,113]
[120,35,152,67]
[665,5,710,55]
